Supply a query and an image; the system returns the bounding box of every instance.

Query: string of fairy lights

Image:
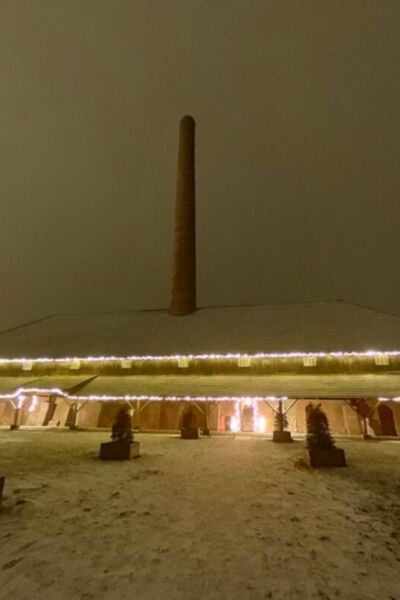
[0,349,398,365]
[1,351,400,405]
[0,388,289,403]
[2,389,399,407]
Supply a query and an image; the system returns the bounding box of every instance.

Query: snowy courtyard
[0,431,399,600]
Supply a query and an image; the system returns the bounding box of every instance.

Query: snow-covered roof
[3,373,400,399]
[0,377,42,394]
[0,301,400,359]
[58,373,400,400]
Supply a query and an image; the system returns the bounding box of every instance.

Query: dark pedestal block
[100,441,140,460]
[181,427,199,439]
[272,430,293,443]
[308,447,346,467]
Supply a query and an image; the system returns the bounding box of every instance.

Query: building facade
[0,117,399,436]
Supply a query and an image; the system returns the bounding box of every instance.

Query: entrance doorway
[241,405,254,432]
[225,400,267,433]
[378,404,397,436]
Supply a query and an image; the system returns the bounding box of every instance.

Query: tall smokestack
[170,115,196,316]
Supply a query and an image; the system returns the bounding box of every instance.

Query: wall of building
[78,401,102,428]
[391,403,400,435]
[0,400,15,426]
[1,395,398,436]
[293,400,351,435]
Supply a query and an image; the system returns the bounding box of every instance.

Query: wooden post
[66,402,79,430]
[10,396,26,430]
[0,476,4,509]
[344,398,377,439]
[42,395,58,426]
[136,400,141,430]
[278,400,283,431]
[10,407,20,430]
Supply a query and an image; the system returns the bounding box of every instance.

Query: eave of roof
[2,373,400,401]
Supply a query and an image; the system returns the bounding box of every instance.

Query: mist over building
[0,117,398,437]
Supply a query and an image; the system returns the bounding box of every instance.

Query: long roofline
[1,299,400,361]
[0,315,57,336]
[1,298,400,338]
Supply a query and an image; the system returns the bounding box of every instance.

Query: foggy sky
[1,0,399,330]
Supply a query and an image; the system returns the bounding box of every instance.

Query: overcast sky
[0,0,399,330]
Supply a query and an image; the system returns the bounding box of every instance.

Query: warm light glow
[28,395,38,413]
[17,394,25,409]
[252,399,259,431]
[230,415,240,432]
[303,356,317,367]
[238,356,251,367]
[374,354,390,366]
[0,388,398,404]
[0,388,292,403]
[378,397,400,402]
[256,416,267,433]
[0,349,400,365]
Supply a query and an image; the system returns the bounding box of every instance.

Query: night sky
[1,1,399,330]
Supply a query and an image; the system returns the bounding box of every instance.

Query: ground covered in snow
[0,432,399,600]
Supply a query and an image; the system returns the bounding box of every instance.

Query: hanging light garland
[0,388,399,403]
[0,388,291,403]
[0,349,397,365]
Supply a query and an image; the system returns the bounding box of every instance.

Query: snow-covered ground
[0,432,399,600]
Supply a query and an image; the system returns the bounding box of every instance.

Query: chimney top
[181,114,195,124]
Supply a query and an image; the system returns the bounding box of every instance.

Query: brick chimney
[169,115,196,316]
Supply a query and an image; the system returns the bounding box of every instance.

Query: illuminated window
[238,356,251,368]
[178,357,189,368]
[375,354,389,366]
[303,356,317,367]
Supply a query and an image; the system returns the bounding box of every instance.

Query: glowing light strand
[0,350,398,365]
[0,389,399,404]
[0,388,293,403]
